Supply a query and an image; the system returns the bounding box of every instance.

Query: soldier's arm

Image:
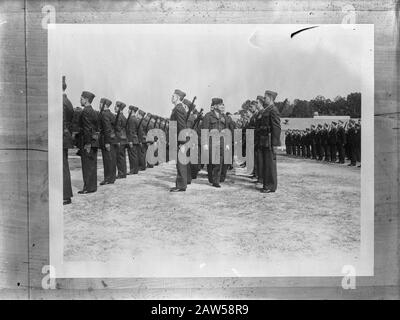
[81,109,93,145]
[176,105,187,134]
[270,107,281,147]
[103,113,113,145]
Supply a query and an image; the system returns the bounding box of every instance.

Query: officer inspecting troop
[284,119,361,167]
[66,69,366,204]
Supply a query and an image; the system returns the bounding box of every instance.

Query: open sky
[55,24,372,117]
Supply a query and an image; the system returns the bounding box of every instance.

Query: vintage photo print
[48,24,374,278]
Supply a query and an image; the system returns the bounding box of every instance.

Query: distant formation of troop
[284,120,361,167]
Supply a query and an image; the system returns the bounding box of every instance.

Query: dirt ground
[64,153,361,277]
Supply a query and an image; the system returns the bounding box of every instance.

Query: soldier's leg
[101,147,110,182]
[132,144,140,173]
[63,148,73,200]
[80,149,88,191]
[332,145,337,162]
[187,163,192,184]
[139,143,146,170]
[127,145,134,174]
[263,148,277,191]
[257,148,263,183]
[128,145,139,174]
[117,145,127,177]
[324,145,330,161]
[84,148,98,192]
[349,145,356,165]
[110,144,117,182]
[175,149,187,190]
[207,164,213,183]
[338,144,345,163]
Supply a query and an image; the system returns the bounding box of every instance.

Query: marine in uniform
[321,123,330,161]
[336,120,346,164]
[201,98,227,188]
[77,91,99,194]
[126,106,141,175]
[99,98,118,185]
[62,77,74,205]
[328,122,338,162]
[310,125,317,159]
[169,89,188,192]
[114,101,128,178]
[258,90,281,193]
[137,110,147,170]
[346,120,357,166]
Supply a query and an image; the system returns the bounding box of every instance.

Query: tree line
[240,92,361,118]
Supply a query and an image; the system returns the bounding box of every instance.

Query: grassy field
[64,154,361,277]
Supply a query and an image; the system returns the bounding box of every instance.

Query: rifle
[192,108,204,129]
[145,114,153,132]
[114,105,122,127]
[185,96,197,123]
[137,111,146,129]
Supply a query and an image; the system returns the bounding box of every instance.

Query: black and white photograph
[49,24,373,278]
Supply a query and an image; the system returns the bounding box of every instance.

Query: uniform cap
[174,89,186,100]
[264,90,278,101]
[129,105,139,112]
[81,91,95,103]
[101,98,112,107]
[211,98,223,106]
[256,95,265,104]
[115,101,126,110]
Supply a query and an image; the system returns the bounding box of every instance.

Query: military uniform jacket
[114,113,128,145]
[337,127,346,145]
[78,105,99,148]
[347,127,356,145]
[310,130,316,144]
[328,128,338,145]
[126,115,140,145]
[202,110,226,132]
[99,109,117,146]
[258,104,281,148]
[63,93,74,149]
[285,133,292,145]
[321,129,329,145]
[170,103,187,143]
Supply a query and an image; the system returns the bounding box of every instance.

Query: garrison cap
[264,90,278,101]
[101,98,112,107]
[332,121,337,125]
[81,91,95,103]
[211,97,224,106]
[317,124,323,128]
[250,100,258,106]
[256,95,265,103]
[129,105,139,112]
[311,124,315,128]
[138,110,146,117]
[338,120,344,124]
[115,101,126,110]
[174,89,186,100]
